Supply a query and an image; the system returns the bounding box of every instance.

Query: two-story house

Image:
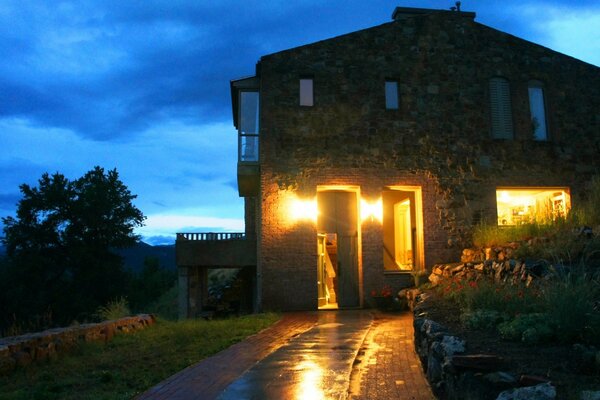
[177,6,600,317]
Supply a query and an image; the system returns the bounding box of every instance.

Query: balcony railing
[176,232,246,241]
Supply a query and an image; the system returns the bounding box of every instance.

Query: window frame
[238,90,260,163]
[528,80,549,141]
[384,80,400,110]
[489,76,514,140]
[299,77,314,107]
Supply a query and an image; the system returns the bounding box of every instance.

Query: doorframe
[316,185,363,308]
[385,185,425,272]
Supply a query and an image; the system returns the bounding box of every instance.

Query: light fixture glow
[360,198,383,223]
[290,198,318,222]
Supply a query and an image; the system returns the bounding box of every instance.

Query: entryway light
[360,198,383,223]
[290,197,318,222]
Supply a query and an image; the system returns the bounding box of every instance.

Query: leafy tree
[1,167,145,329]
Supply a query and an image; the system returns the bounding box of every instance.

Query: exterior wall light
[360,198,383,223]
[290,197,318,222]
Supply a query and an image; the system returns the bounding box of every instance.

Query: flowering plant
[371,284,393,298]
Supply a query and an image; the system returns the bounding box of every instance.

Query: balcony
[176,232,256,268]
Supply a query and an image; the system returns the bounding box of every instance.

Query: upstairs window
[489,77,514,139]
[299,78,314,106]
[239,91,259,162]
[385,80,399,109]
[528,81,548,141]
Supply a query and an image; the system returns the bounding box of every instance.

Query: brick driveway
[138,311,433,399]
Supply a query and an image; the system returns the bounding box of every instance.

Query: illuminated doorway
[317,189,360,309]
[383,187,424,272]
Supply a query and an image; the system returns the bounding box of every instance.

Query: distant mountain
[0,241,174,271]
[117,242,176,272]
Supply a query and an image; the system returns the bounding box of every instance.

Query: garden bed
[414,289,600,399]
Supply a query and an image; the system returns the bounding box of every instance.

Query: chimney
[391,6,476,21]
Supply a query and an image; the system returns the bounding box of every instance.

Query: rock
[12,351,32,368]
[427,345,443,383]
[421,319,447,338]
[580,391,600,400]
[484,371,518,386]
[519,375,551,386]
[440,335,466,357]
[428,273,442,286]
[496,382,556,400]
[451,354,504,371]
[0,353,16,376]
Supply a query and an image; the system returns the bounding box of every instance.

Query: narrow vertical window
[385,81,399,109]
[300,78,314,106]
[489,77,514,139]
[528,81,548,141]
[239,91,259,162]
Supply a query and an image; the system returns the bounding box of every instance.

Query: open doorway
[317,233,338,309]
[383,187,424,272]
[317,189,360,309]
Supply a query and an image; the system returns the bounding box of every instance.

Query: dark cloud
[0,1,400,141]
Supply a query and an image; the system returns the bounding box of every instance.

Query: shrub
[96,297,131,321]
[498,313,553,343]
[540,271,600,344]
[461,310,506,331]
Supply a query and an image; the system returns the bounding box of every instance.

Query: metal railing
[176,232,246,241]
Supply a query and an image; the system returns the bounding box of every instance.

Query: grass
[0,313,280,400]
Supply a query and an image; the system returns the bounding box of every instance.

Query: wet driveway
[218,311,372,400]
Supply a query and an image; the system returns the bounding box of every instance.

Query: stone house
[177,6,600,316]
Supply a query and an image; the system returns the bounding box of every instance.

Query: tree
[1,167,145,328]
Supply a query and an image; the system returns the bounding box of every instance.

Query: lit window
[385,81,399,109]
[496,188,570,226]
[489,77,513,139]
[239,91,259,162]
[300,78,314,106]
[528,81,548,141]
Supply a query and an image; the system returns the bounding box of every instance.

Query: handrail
[176,232,246,241]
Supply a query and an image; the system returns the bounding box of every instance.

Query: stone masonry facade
[247,10,600,311]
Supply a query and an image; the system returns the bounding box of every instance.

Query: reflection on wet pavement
[218,311,372,400]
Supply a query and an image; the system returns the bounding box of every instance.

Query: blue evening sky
[1,1,598,245]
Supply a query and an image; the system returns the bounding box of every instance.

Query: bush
[96,298,131,321]
[461,310,506,331]
[498,313,553,343]
[541,271,600,344]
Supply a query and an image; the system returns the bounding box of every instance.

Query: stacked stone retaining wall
[0,314,155,375]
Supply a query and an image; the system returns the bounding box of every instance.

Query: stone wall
[253,11,600,310]
[0,314,155,376]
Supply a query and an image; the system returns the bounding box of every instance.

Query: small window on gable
[385,80,399,109]
[489,77,514,139]
[299,78,314,106]
[528,80,548,141]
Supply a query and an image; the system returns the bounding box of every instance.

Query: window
[496,188,570,226]
[528,81,548,141]
[239,91,259,162]
[385,80,399,109]
[299,78,313,106]
[489,77,514,139]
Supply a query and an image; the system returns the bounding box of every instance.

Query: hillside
[118,242,176,272]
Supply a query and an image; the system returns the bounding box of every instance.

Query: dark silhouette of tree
[1,167,145,329]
